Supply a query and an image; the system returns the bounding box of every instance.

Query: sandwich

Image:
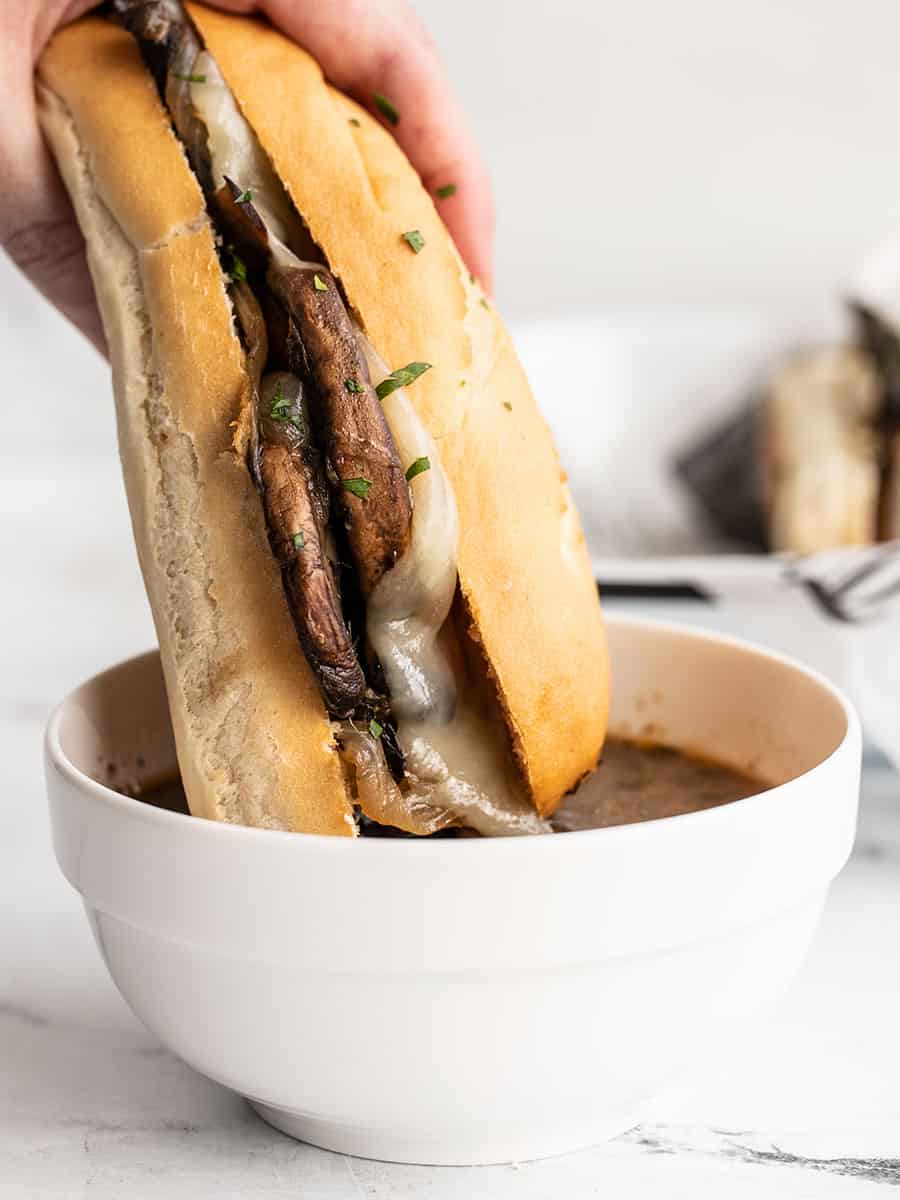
[37,1,609,836]
[762,333,890,555]
[675,306,900,556]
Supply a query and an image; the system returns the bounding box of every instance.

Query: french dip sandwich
[763,306,900,555]
[677,303,900,557]
[37,1,609,836]
[763,336,893,555]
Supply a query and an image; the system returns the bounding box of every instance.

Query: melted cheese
[363,347,548,837]
[189,47,548,836]
[190,55,314,269]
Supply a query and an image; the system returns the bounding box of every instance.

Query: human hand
[1,0,494,353]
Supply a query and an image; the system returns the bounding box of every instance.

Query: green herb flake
[236,188,253,205]
[373,92,399,125]
[349,117,361,127]
[174,71,206,83]
[344,378,364,394]
[436,183,457,199]
[270,381,292,420]
[369,718,384,739]
[405,456,431,482]
[503,401,513,411]
[401,229,425,254]
[459,379,467,388]
[342,476,372,500]
[469,271,476,284]
[479,297,490,309]
[375,361,432,400]
[313,273,329,292]
[293,531,306,549]
[230,250,247,282]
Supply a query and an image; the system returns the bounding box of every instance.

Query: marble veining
[624,1127,900,1185]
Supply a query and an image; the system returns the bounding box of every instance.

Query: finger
[1,94,105,353]
[1,8,105,352]
[213,0,495,292]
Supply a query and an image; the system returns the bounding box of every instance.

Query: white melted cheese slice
[191,54,312,270]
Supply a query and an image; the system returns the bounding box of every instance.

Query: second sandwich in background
[677,301,900,557]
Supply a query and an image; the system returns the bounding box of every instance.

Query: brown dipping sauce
[552,738,764,832]
[133,776,191,814]
[133,738,765,833]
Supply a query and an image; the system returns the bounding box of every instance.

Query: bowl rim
[44,614,861,858]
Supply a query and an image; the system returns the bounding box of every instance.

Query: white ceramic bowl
[44,616,861,1166]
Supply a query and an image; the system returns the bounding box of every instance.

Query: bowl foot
[247,1098,652,1166]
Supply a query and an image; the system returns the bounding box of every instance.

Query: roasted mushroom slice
[213,177,271,277]
[110,0,212,188]
[267,266,413,595]
[254,372,366,717]
[108,0,188,84]
[230,277,267,388]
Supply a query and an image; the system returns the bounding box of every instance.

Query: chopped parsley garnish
[373,93,399,125]
[342,477,372,500]
[479,297,489,309]
[344,378,364,394]
[401,229,425,254]
[503,401,513,411]
[349,117,361,127]
[436,183,457,199]
[230,250,247,282]
[375,362,432,400]
[293,531,305,549]
[174,71,206,83]
[405,456,431,482]
[313,273,329,291]
[270,381,292,420]
[236,188,253,205]
[368,718,384,739]
[469,271,476,284]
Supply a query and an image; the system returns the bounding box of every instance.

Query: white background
[420,0,900,315]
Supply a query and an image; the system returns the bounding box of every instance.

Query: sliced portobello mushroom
[267,265,412,596]
[211,184,413,595]
[109,0,213,189]
[255,373,366,717]
[230,277,268,388]
[213,177,271,278]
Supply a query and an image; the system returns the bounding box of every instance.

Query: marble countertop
[4,441,900,1197]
